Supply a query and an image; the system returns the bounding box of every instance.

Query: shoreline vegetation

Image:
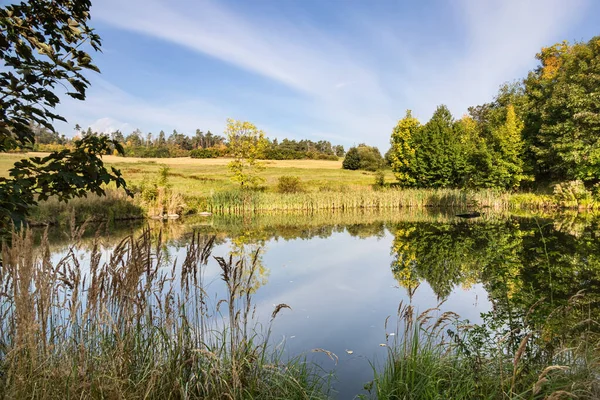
[1,226,598,399]
[2,153,597,227]
[2,154,598,227]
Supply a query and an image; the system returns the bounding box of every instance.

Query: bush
[276,175,304,193]
[553,180,592,207]
[343,144,384,171]
[342,147,360,170]
[190,148,219,158]
[373,170,385,188]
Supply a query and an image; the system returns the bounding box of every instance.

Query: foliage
[134,165,186,217]
[523,37,600,183]
[343,144,384,171]
[390,110,419,186]
[0,136,129,227]
[357,144,385,171]
[412,105,470,188]
[265,138,341,160]
[342,147,361,170]
[553,180,594,208]
[0,0,130,232]
[190,147,220,158]
[226,118,269,188]
[276,175,304,193]
[373,170,385,189]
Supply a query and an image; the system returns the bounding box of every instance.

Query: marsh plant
[0,227,328,399]
[369,300,600,399]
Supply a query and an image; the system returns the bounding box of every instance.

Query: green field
[0,153,577,222]
[0,152,394,196]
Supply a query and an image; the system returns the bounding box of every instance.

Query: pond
[40,209,600,398]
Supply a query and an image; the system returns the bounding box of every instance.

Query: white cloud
[55,76,229,137]
[80,0,589,149]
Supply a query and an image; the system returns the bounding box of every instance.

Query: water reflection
[37,209,600,398]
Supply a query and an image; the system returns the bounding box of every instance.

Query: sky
[54,0,600,151]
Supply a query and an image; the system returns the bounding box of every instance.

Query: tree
[411,105,468,188]
[390,110,419,186]
[342,147,360,170]
[157,130,167,147]
[523,37,600,184]
[489,105,525,189]
[356,144,384,171]
[225,119,268,187]
[0,0,130,230]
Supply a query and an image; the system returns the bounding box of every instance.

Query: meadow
[0,153,389,196]
[0,153,589,225]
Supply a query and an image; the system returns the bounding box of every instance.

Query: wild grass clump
[370,298,600,399]
[28,189,145,226]
[0,227,328,399]
[276,175,304,193]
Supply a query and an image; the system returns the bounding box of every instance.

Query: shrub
[276,175,304,193]
[373,170,385,188]
[553,180,592,207]
[342,147,360,170]
[190,148,219,158]
[343,144,384,171]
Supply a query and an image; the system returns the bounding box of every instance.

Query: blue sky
[55,0,600,151]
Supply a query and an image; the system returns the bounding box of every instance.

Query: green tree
[412,105,468,187]
[0,0,129,230]
[356,144,384,171]
[342,146,360,170]
[523,37,600,183]
[390,110,419,186]
[226,119,268,187]
[489,105,525,189]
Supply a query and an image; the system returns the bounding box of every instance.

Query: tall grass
[27,189,145,226]
[370,300,600,399]
[0,227,329,399]
[206,188,515,214]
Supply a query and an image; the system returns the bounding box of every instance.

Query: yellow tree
[225,119,269,187]
[390,110,420,186]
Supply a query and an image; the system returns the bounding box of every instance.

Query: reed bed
[0,227,328,399]
[370,299,600,399]
[206,188,518,214]
[28,189,145,226]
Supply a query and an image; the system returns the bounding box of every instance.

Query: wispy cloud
[55,76,229,135]
[79,0,590,149]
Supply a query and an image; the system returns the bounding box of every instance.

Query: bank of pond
[2,209,599,399]
[25,183,600,228]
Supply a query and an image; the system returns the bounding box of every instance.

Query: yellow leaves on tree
[225,118,269,187]
[390,110,420,187]
[537,41,569,80]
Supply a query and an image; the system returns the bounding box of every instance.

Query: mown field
[0,153,395,196]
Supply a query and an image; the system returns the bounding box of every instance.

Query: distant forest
[28,126,344,161]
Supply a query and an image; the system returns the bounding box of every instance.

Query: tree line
[387,36,600,190]
[28,124,345,160]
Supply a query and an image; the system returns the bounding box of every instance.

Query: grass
[0,227,329,399]
[1,152,595,223]
[369,300,600,399]
[1,223,598,399]
[27,189,145,226]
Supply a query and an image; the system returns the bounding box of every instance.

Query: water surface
[44,210,600,398]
